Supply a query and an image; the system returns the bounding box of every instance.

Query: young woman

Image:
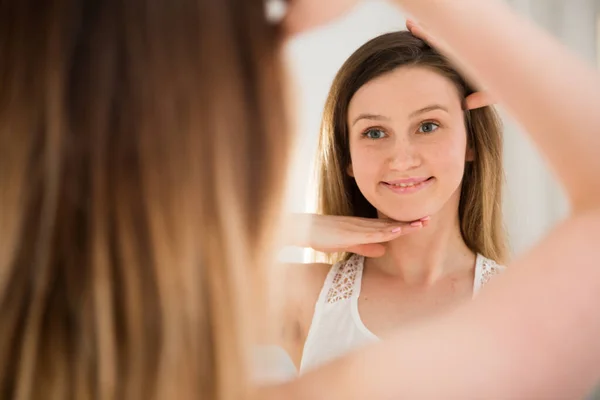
[279,30,508,373]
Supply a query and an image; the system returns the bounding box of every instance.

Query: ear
[347,163,354,177]
[465,91,495,110]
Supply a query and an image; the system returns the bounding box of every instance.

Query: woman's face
[347,66,472,222]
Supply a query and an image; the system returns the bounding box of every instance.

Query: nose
[386,138,421,171]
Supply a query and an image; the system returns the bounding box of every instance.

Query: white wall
[280,0,598,262]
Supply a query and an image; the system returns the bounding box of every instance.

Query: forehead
[348,66,463,119]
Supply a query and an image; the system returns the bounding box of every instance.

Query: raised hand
[406,18,495,110]
[290,213,429,258]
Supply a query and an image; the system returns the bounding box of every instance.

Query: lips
[382,177,434,194]
[384,177,432,187]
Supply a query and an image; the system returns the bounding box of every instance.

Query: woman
[278,30,508,373]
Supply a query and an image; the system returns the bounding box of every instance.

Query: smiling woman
[275,30,508,375]
[318,31,507,264]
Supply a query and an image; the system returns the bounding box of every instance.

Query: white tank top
[299,253,505,374]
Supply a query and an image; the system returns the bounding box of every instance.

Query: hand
[406,17,446,53]
[406,18,495,110]
[290,214,430,257]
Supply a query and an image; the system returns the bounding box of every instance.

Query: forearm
[396,0,600,213]
[279,213,313,248]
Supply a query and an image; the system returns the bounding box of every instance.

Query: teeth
[392,182,417,187]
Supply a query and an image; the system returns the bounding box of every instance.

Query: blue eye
[419,122,439,134]
[364,128,387,139]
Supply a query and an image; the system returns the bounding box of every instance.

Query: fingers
[361,220,426,244]
[308,215,431,256]
[406,18,438,48]
[347,216,429,231]
[348,219,429,257]
[465,91,495,110]
[347,218,406,229]
[405,18,421,37]
[406,19,495,111]
[308,215,430,255]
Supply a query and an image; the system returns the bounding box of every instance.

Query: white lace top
[299,253,505,374]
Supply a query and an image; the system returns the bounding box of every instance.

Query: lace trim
[326,255,362,304]
[480,257,503,286]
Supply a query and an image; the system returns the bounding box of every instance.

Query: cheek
[426,132,468,177]
[350,145,383,183]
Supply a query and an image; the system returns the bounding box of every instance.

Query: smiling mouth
[382,177,434,192]
[384,177,434,187]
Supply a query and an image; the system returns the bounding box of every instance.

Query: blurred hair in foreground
[0,1,289,399]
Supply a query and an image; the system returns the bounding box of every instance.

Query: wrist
[285,213,314,248]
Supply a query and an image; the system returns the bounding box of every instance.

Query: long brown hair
[0,1,288,399]
[317,31,507,264]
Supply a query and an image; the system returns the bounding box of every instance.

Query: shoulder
[273,262,334,367]
[268,262,333,328]
[277,262,335,321]
[281,262,334,313]
[283,262,333,285]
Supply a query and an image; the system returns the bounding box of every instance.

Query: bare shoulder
[283,262,333,295]
[274,262,333,368]
[280,262,333,324]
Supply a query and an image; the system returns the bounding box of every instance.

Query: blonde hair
[0,1,288,399]
[316,31,508,264]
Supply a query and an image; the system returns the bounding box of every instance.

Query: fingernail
[410,221,423,227]
[391,227,402,233]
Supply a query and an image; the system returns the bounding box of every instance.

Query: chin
[378,207,432,223]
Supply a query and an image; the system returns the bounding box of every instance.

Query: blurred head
[317,31,507,264]
[0,1,288,399]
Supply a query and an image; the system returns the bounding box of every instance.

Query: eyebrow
[409,104,449,118]
[351,104,449,127]
[351,113,390,127]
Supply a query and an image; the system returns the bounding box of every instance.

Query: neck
[368,194,475,286]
